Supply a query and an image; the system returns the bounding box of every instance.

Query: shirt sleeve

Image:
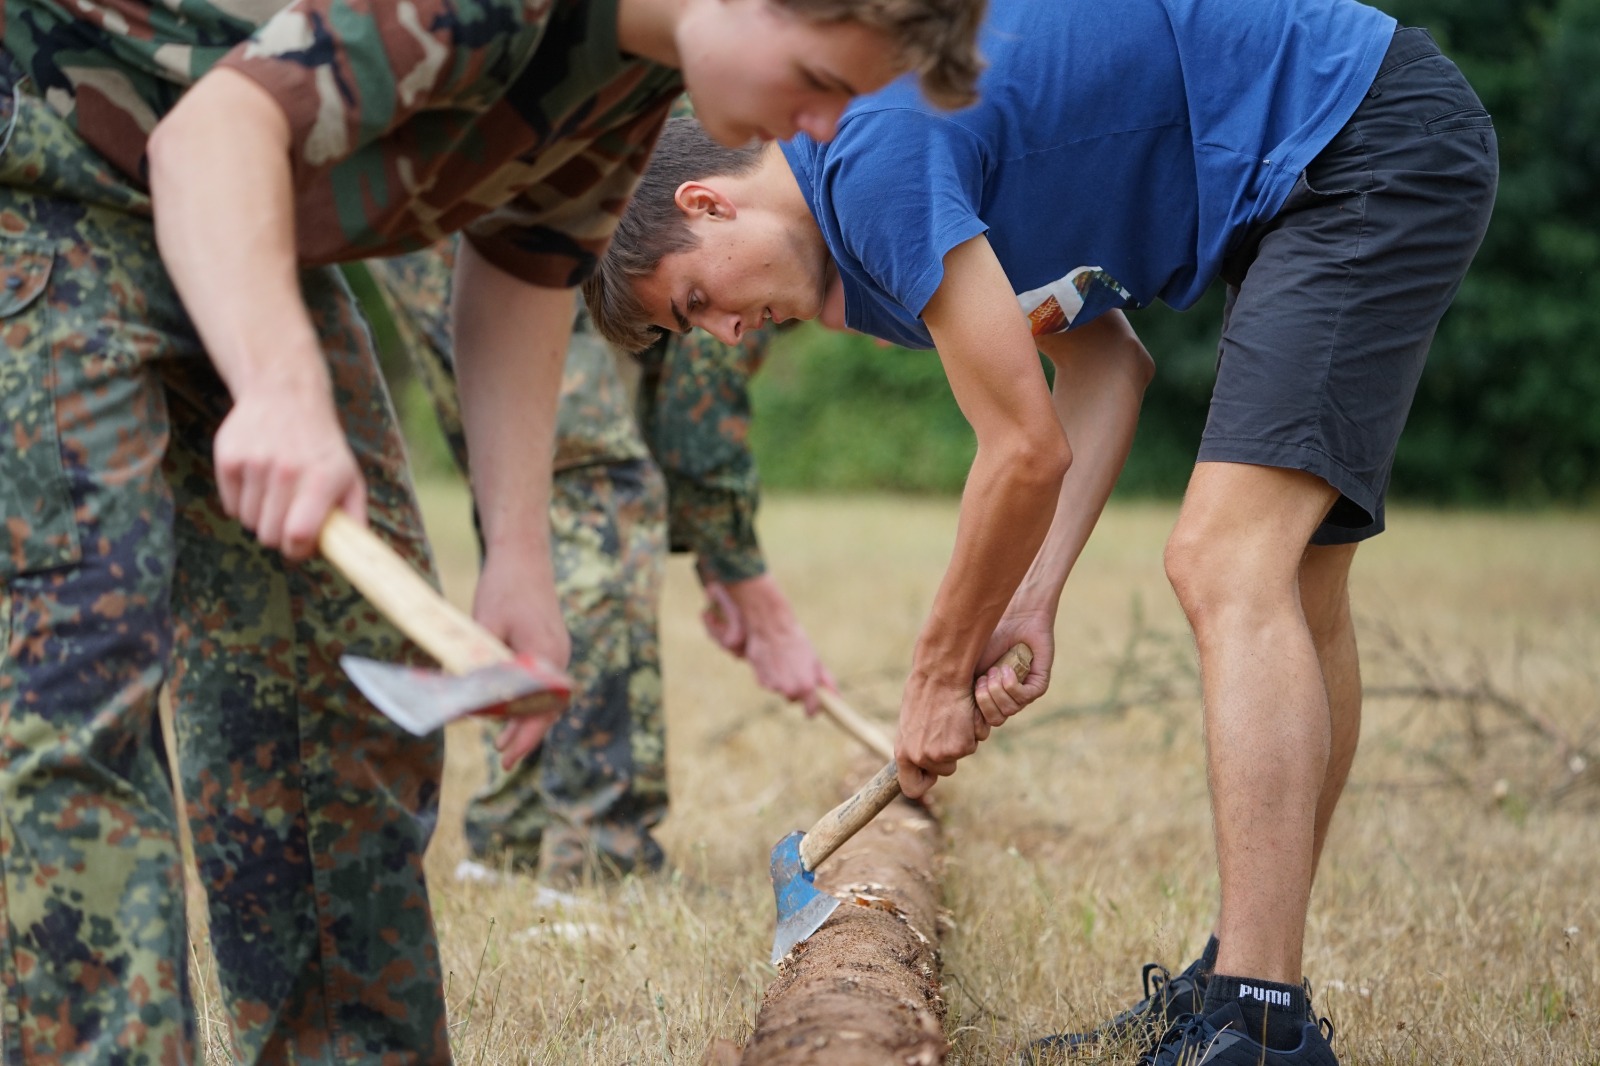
[215,0,677,286]
[637,328,769,584]
[461,95,675,287]
[823,109,990,320]
[218,0,550,169]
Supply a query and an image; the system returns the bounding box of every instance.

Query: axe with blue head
[767,643,1033,965]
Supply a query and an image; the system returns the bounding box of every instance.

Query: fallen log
[739,787,946,1066]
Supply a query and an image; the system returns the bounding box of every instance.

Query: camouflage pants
[463,459,669,885]
[0,72,449,1063]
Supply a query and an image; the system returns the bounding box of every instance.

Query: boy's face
[677,0,906,146]
[630,197,831,345]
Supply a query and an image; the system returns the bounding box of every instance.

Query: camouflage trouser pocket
[0,235,82,578]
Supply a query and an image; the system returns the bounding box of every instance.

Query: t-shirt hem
[1250,12,1399,226]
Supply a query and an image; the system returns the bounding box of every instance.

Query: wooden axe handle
[799,642,1033,871]
[318,509,512,675]
[814,688,896,763]
[798,759,902,871]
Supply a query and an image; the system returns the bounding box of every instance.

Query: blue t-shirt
[780,0,1396,350]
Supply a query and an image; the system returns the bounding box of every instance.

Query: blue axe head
[768,829,842,965]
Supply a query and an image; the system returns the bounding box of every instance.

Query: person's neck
[757,143,840,328]
[615,0,680,65]
[759,142,822,244]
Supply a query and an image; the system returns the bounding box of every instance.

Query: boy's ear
[673,180,737,221]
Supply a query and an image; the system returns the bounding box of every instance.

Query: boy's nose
[796,108,841,142]
[707,312,743,345]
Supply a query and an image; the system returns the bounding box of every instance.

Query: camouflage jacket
[368,244,768,583]
[1,0,680,287]
[635,325,767,584]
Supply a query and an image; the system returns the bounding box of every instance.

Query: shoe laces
[1139,1012,1209,1065]
[1303,976,1336,1044]
[1141,962,1174,1006]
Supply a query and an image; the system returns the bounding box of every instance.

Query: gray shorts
[1200,27,1499,544]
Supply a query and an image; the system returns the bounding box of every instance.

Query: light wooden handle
[992,642,1034,680]
[318,510,511,675]
[799,760,901,871]
[814,689,896,762]
[797,642,1035,871]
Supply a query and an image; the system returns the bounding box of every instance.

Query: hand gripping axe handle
[318,509,571,735]
[768,642,1033,963]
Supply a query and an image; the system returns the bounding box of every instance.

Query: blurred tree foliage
[748,0,1600,503]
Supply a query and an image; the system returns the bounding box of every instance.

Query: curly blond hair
[776,0,986,110]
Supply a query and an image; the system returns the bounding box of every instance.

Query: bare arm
[452,241,576,767]
[970,310,1154,720]
[1016,312,1153,611]
[148,69,360,560]
[152,73,574,764]
[896,234,1072,797]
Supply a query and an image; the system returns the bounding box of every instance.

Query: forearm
[895,233,1078,794]
[149,69,322,397]
[149,70,372,558]
[1012,313,1155,615]
[912,233,1072,686]
[912,439,1068,682]
[452,240,573,567]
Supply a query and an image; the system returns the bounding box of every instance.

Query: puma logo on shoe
[1238,984,1293,1008]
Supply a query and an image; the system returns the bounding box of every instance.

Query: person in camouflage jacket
[0,0,982,1057]
[369,240,832,885]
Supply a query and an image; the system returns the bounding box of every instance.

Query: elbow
[144,113,185,203]
[146,98,211,215]
[1123,337,1157,393]
[1043,432,1073,484]
[147,71,287,204]
[1006,426,1073,488]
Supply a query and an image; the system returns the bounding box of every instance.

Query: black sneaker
[1020,957,1209,1063]
[1141,1001,1338,1066]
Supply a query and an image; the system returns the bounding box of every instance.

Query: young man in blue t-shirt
[586,0,1498,1062]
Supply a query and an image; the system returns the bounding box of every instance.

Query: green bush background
[744,0,1600,504]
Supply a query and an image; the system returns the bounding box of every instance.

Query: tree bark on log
[738,788,946,1066]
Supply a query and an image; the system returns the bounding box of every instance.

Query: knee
[1163,523,1222,623]
[1163,523,1289,634]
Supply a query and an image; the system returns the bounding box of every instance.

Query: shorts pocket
[0,236,82,579]
[1300,122,1375,198]
[1425,107,1494,135]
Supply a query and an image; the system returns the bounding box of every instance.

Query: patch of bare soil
[739,789,946,1066]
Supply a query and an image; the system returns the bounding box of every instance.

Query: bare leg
[1164,462,1339,984]
[1299,542,1361,876]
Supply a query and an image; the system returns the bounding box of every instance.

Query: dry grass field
[193,482,1600,1064]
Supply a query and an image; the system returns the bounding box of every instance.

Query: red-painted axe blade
[319,510,574,734]
[341,652,570,735]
